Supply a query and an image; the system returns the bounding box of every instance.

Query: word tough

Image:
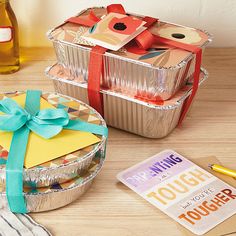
[147,168,212,205]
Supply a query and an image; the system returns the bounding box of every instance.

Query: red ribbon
[153,36,202,125]
[135,30,155,50]
[66,4,202,125]
[87,46,107,115]
[66,10,99,27]
[107,4,126,14]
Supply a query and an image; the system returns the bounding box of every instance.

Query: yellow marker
[209,164,236,178]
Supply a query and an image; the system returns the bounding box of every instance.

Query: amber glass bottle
[0,0,19,74]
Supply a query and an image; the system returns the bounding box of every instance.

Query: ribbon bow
[0,90,108,213]
[0,98,70,139]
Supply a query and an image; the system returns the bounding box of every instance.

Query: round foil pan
[0,92,107,188]
[0,155,104,212]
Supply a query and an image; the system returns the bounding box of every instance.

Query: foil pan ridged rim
[0,91,107,187]
[0,157,105,212]
[45,65,208,110]
[46,6,213,71]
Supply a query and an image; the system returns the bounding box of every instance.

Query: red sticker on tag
[0,26,13,43]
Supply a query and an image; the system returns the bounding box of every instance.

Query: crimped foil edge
[0,157,105,212]
[45,65,208,110]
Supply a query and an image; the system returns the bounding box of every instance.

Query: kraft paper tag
[0,94,101,168]
[117,150,236,235]
[178,156,236,236]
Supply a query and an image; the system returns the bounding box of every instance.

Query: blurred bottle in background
[0,0,19,74]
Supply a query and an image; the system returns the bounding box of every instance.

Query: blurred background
[11,0,236,47]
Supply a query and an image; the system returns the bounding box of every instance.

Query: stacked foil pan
[0,91,107,212]
[47,7,212,101]
[0,156,104,212]
[46,64,208,138]
[46,6,211,138]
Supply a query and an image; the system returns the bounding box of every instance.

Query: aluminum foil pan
[0,92,107,188]
[0,155,104,212]
[46,64,208,138]
[47,7,212,101]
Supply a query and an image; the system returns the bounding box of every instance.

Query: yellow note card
[0,94,101,169]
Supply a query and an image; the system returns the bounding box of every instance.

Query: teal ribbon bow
[0,90,108,213]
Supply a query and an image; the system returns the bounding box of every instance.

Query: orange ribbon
[66,4,202,125]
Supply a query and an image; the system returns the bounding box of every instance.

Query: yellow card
[0,94,101,168]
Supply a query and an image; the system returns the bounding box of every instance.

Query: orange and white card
[117,150,236,235]
[82,13,146,51]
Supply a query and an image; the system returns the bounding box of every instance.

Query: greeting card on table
[117,150,236,235]
[0,94,101,168]
[82,13,147,51]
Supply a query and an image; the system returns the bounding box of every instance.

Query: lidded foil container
[47,7,212,101]
[46,64,208,138]
[0,91,107,188]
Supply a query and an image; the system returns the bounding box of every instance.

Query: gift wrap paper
[0,91,107,188]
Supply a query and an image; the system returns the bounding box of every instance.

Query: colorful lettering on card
[117,150,236,235]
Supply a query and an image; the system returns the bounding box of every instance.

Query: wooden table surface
[0,47,236,236]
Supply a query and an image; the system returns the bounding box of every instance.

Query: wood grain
[0,47,236,236]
